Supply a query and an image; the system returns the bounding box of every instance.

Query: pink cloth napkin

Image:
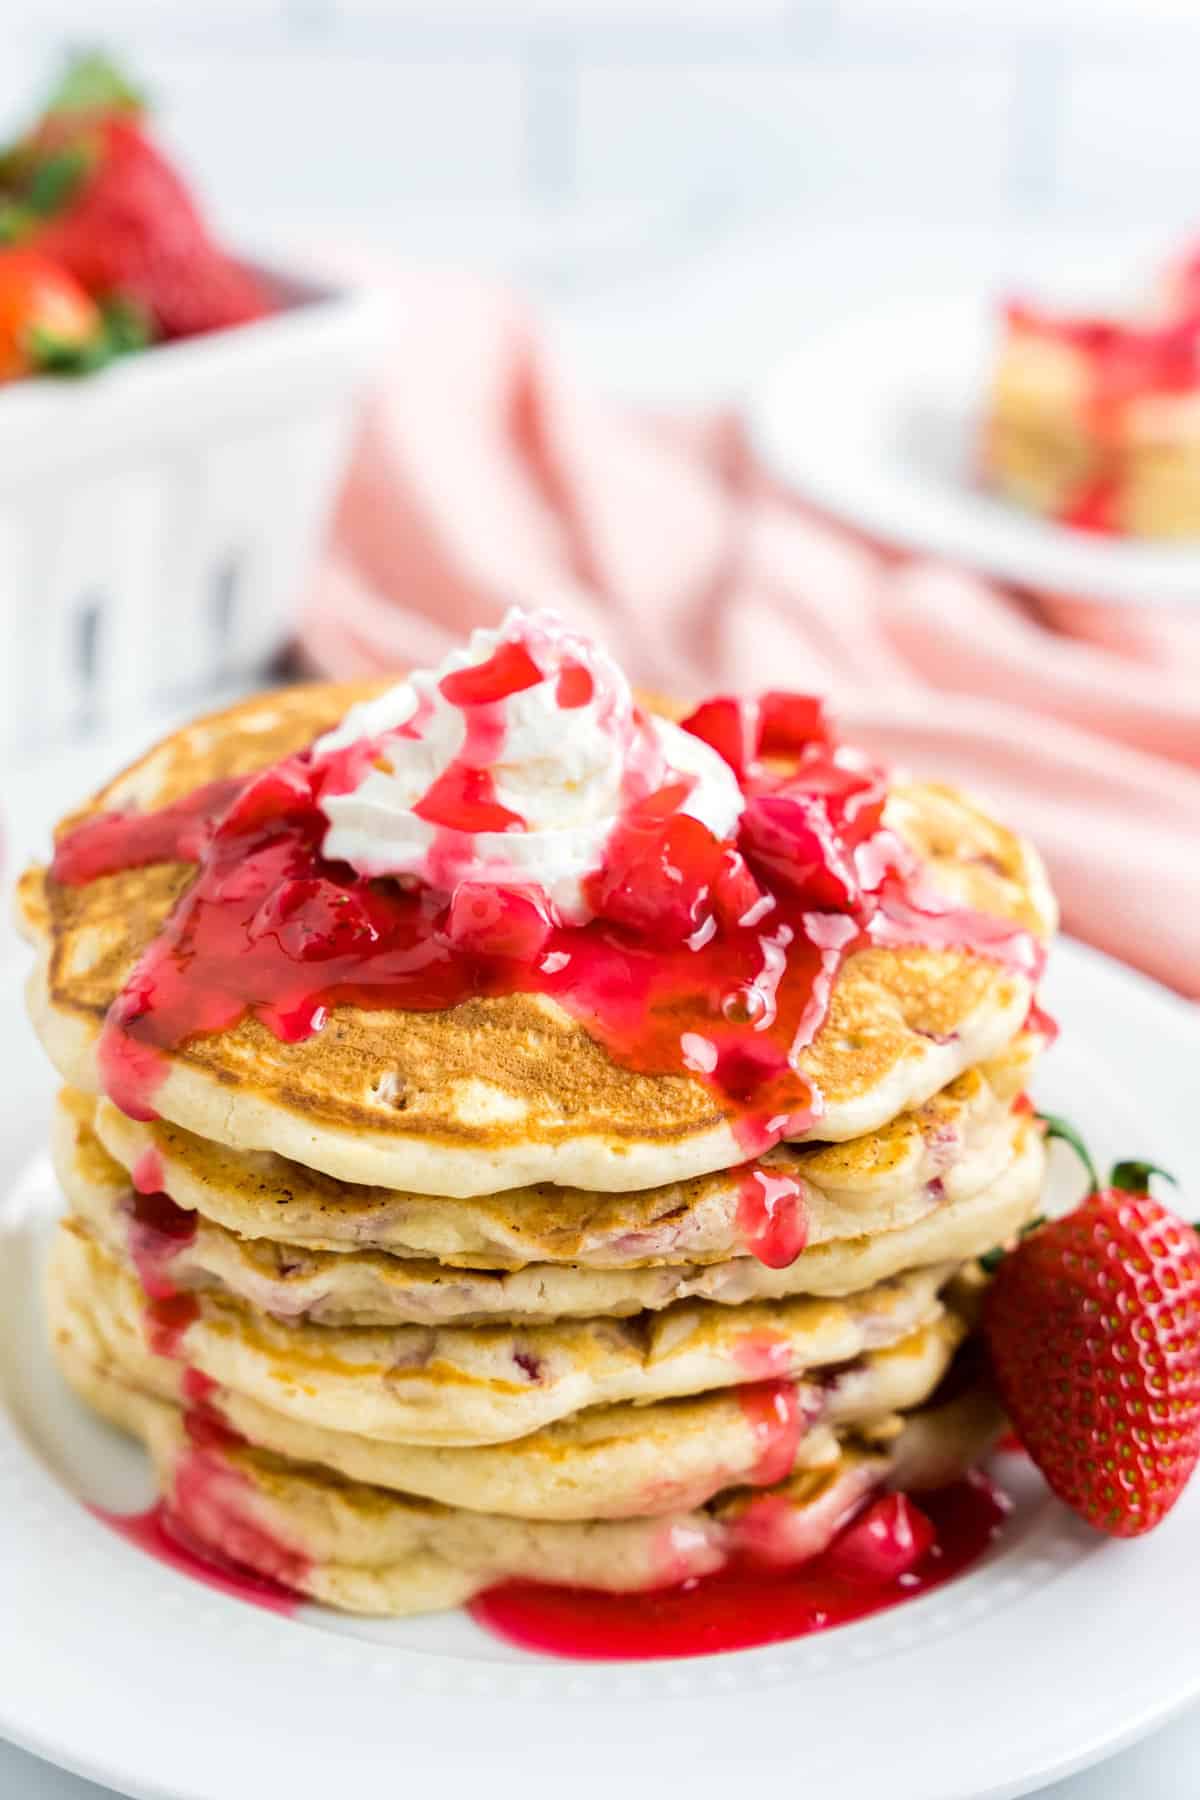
[299,271,1200,998]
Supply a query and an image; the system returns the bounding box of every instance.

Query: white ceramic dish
[748,294,1200,607]
[1,923,1198,1800]
[0,264,385,766]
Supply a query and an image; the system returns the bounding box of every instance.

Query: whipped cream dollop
[316,608,743,921]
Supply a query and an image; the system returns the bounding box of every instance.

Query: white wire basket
[0,264,384,765]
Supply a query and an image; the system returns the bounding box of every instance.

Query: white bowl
[0,262,385,764]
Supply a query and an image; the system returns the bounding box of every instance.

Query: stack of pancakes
[17,684,1057,1617]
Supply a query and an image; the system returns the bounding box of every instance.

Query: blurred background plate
[749,294,1200,607]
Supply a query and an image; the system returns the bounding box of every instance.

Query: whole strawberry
[0,55,271,342]
[0,247,102,380]
[29,115,271,340]
[984,1141,1200,1537]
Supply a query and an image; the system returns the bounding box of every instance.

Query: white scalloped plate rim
[1,935,1199,1800]
[747,294,1200,607]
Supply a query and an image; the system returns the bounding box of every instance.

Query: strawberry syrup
[90,1499,304,1615]
[142,1292,199,1359]
[125,1186,196,1300]
[89,1406,307,1618]
[468,1472,1011,1660]
[90,1386,308,1617]
[735,1167,809,1267]
[48,777,247,886]
[53,744,1043,1170]
[737,1380,808,1485]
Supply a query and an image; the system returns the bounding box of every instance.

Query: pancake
[51,1223,956,1448]
[78,1029,1040,1273]
[18,684,1056,1199]
[61,1090,1043,1326]
[78,1032,1039,1275]
[55,1334,1000,1617]
[51,1226,969,1519]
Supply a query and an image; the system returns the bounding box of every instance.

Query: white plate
[1,934,1199,1800]
[748,295,1200,607]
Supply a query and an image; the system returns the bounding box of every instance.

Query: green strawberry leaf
[27,295,154,378]
[27,323,107,375]
[99,294,155,353]
[25,146,90,216]
[43,52,146,120]
[1037,1112,1100,1193]
[1110,1160,1179,1195]
[979,1213,1047,1274]
[0,201,35,244]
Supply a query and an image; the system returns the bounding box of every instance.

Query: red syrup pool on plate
[468,1472,1012,1661]
[90,1499,304,1617]
[51,688,1045,1172]
[89,1403,310,1617]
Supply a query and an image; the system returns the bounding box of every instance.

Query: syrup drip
[48,777,246,885]
[182,1366,217,1405]
[1023,998,1059,1047]
[54,715,1043,1157]
[733,1329,795,1381]
[737,1380,807,1486]
[131,1147,164,1194]
[125,1186,196,1300]
[735,1167,809,1268]
[143,1291,199,1360]
[468,1472,1010,1661]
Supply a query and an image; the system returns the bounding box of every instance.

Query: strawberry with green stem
[983,1120,1200,1538]
[0,52,271,342]
[0,246,117,380]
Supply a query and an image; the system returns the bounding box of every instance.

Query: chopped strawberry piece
[758,692,834,756]
[787,747,887,843]
[556,661,594,709]
[440,641,544,707]
[679,696,760,780]
[444,885,552,960]
[739,748,888,914]
[825,1493,935,1585]
[589,800,725,946]
[413,766,524,833]
[739,790,860,912]
[627,779,695,825]
[711,847,771,930]
[249,879,381,962]
[220,760,316,835]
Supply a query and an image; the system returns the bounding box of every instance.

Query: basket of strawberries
[0,54,382,759]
